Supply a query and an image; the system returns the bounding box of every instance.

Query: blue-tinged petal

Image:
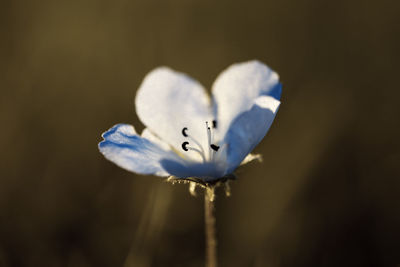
[98,124,185,177]
[141,128,171,151]
[135,67,212,162]
[160,159,226,181]
[224,96,280,174]
[212,60,282,138]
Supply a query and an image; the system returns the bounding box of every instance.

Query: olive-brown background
[1,0,399,266]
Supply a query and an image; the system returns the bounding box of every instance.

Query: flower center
[181,120,225,162]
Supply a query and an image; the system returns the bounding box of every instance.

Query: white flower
[99,60,281,182]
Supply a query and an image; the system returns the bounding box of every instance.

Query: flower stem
[204,186,217,267]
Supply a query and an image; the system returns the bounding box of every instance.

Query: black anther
[212,120,217,128]
[182,127,188,137]
[182,141,189,151]
[210,144,220,151]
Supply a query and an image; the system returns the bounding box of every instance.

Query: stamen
[180,122,221,163]
[187,147,206,162]
[182,127,188,137]
[181,141,189,151]
[181,141,206,162]
[182,127,206,157]
[210,144,220,151]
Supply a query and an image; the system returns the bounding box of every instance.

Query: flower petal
[141,128,171,151]
[212,60,282,137]
[98,124,185,176]
[135,67,212,161]
[160,159,226,181]
[224,96,280,174]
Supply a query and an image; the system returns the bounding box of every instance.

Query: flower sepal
[166,174,236,198]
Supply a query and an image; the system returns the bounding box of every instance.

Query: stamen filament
[187,147,206,162]
[181,127,207,160]
[181,121,220,163]
[187,135,206,157]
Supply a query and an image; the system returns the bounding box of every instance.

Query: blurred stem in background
[124,183,172,267]
[205,186,217,267]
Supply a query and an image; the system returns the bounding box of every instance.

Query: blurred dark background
[1,0,399,266]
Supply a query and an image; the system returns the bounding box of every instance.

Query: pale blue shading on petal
[224,96,280,174]
[160,160,226,181]
[212,60,282,138]
[99,124,184,177]
[141,128,171,151]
